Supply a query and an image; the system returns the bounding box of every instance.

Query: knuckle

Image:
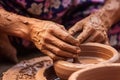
[89,26,95,31]
[64,34,69,40]
[47,27,54,33]
[55,48,61,55]
[59,43,66,48]
[42,35,50,42]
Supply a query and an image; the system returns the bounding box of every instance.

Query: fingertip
[75,39,80,46]
[104,41,110,45]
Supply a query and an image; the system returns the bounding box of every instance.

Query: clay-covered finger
[43,43,77,58]
[103,40,110,45]
[44,34,81,54]
[77,26,95,43]
[41,49,65,60]
[50,27,79,46]
[68,22,83,36]
[102,35,110,45]
[94,32,106,43]
[84,31,104,43]
[58,24,67,31]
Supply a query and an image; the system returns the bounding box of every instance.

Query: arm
[0,8,33,40]
[0,8,81,60]
[94,0,120,29]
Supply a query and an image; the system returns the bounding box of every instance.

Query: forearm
[0,8,39,40]
[92,0,120,29]
[103,0,120,25]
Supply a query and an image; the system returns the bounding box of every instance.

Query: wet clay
[78,56,105,64]
[2,56,53,80]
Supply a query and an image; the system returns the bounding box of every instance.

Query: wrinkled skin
[30,21,81,60]
[0,9,80,61]
[68,14,110,45]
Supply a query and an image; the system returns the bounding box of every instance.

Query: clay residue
[16,60,52,80]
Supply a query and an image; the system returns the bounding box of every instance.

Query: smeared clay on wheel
[2,56,53,80]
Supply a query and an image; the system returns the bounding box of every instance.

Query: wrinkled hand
[30,20,80,60]
[68,14,110,45]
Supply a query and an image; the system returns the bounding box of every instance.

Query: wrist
[96,0,120,28]
[91,9,112,31]
[90,0,120,30]
[0,8,33,40]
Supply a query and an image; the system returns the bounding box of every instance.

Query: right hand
[30,20,81,60]
[68,14,110,45]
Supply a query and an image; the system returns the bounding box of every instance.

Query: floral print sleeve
[0,0,120,50]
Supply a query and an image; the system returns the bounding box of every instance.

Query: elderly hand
[30,20,81,60]
[68,13,110,45]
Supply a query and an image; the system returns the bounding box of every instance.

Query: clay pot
[54,43,119,80]
[69,63,120,80]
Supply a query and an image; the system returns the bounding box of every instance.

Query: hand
[68,14,110,45]
[30,20,81,60]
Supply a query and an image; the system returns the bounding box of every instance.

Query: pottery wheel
[2,56,59,80]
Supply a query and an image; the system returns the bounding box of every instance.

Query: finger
[84,31,104,43]
[59,24,67,31]
[77,26,95,43]
[68,22,83,36]
[41,49,65,60]
[54,23,67,31]
[43,43,77,58]
[102,34,110,45]
[103,40,110,45]
[49,27,80,46]
[44,34,81,54]
[94,32,106,43]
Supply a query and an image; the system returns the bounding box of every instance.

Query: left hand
[68,14,110,45]
[30,20,80,60]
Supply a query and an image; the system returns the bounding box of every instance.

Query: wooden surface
[0,50,44,80]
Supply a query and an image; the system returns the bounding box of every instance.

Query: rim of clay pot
[54,43,119,80]
[68,63,120,80]
[55,43,119,68]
